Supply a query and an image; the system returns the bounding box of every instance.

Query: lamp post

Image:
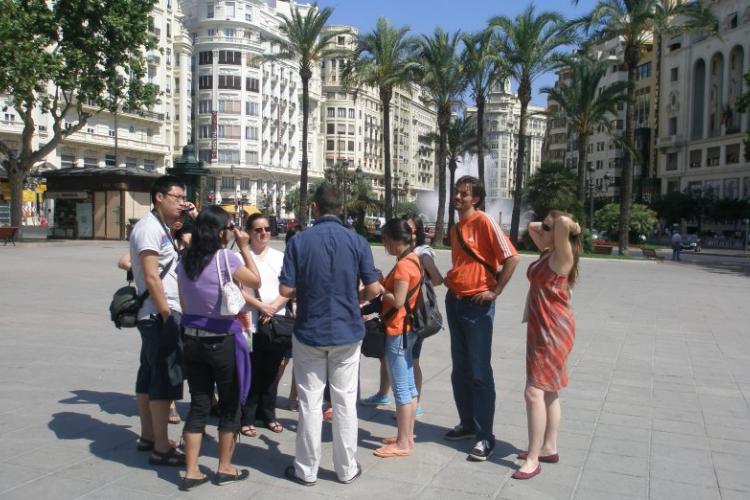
[393,173,400,216]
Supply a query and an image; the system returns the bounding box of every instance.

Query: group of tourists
[126,174,581,491]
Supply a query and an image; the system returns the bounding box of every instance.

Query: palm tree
[415,28,465,245]
[445,116,481,233]
[343,18,419,220]
[261,5,347,226]
[570,0,717,254]
[540,56,630,205]
[490,5,571,245]
[460,30,508,191]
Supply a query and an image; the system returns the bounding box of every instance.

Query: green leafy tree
[490,6,571,246]
[594,202,657,241]
[415,28,465,245]
[571,0,717,253]
[525,161,582,222]
[0,0,158,227]
[540,56,629,204]
[343,18,419,220]
[460,30,508,190]
[260,5,347,227]
[445,116,480,233]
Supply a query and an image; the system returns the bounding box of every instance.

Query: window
[668,117,677,135]
[670,67,679,82]
[104,154,116,167]
[221,176,233,188]
[199,149,212,162]
[707,147,720,166]
[326,123,335,134]
[199,125,211,138]
[326,140,335,151]
[726,144,740,164]
[83,157,98,168]
[337,107,346,118]
[223,27,236,38]
[224,1,235,18]
[666,152,678,171]
[246,77,259,92]
[199,75,213,89]
[61,154,76,168]
[166,23,171,39]
[327,107,335,118]
[207,2,214,18]
[245,101,259,116]
[198,50,214,66]
[218,150,240,163]
[348,108,355,119]
[125,157,137,169]
[218,99,241,114]
[218,74,241,89]
[689,149,702,168]
[337,36,345,45]
[198,100,212,113]
[348,141,355,152]
[724,178,739,198]
[218,50,241,65]
[246,150,258,163]
[635,62,652,80]
[245,126,259,140]
[143,159,156,171]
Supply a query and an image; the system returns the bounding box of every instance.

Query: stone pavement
[0,241,748,500]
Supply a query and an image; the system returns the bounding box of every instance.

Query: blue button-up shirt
[279,215,379,346]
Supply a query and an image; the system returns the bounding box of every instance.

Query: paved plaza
[0,241,749,500]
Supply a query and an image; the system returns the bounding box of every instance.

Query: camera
[227,220,236,230]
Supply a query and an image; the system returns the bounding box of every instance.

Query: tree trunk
[7,162,25,228]
[510,82,530,245]
[381,86,393,221]
[476,94,486,191]
[619,51,638,255]
[447,158,457,236]
[433,109,450,245]
[299,70,311,227]
[576,132,588,205]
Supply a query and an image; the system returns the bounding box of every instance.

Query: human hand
[471,290,498,303]
[182,202,199,220]
[260,314,273,324]
[159,309,171,322]
[258,303,277,317]
[234,228,250,249]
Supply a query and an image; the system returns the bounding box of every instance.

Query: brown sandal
[240,425,257,438]
[266,421,283,433]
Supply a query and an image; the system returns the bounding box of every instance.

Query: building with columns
[468,80,546,202]
[657,0,750,204]
[318,25,437,208]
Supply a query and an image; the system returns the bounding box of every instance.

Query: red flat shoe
[512,464,541,480]
[517,451,559,463]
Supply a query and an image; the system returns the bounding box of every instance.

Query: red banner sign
[211,111,218,161]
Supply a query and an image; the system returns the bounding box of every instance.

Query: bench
[0,226,18,246]
[640,247,664,262]
[592,244,614,255]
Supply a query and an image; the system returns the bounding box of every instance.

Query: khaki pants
[292,335,361,482]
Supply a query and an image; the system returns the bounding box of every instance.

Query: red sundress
[524,253,576,392]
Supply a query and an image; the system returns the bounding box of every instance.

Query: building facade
[470,80,546,202]
[319,25,437,207]
[657,0,750,204]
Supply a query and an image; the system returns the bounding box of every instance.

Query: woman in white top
[239,213,290,436]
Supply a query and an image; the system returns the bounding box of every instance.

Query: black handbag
[109,259,173,329]
[361,317,386,358]
[254,294,294,353]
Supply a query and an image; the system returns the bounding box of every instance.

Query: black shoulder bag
[109,259,173,329]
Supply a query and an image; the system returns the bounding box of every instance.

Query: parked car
[681,234,701,252]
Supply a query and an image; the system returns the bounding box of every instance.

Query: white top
[250,246,286,327]
[129,211,180,320]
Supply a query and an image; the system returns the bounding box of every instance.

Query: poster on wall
[76,202,93,238]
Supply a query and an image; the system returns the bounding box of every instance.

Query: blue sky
[321,0,595,106]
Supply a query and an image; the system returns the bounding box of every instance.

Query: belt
[184,327,230,338]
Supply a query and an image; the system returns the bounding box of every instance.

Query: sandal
[240,425,257,438]
[373,446,411,458]
[149,446,186,467]
[214,468,250,486]
[179,474,210,491]
[169,407,181,425]
[137,438,178,451]
[266,421,283,433]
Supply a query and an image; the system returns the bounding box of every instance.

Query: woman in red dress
[514,210,581,480]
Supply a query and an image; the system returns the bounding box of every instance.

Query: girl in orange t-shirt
[374,219,422,458]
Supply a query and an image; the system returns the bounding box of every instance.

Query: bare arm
[494,255,520,295]
[140,251,171,321]
[117,252,131,271]
[279,284,295,299]
[232,229,261,289]
[549,216,579,275]
[527,222,547,252]
[382,279,408,308]
[420,254,443,286]
[361,280,384,302]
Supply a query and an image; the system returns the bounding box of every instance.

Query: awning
[219,204,260,216]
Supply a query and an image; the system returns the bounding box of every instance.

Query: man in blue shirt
[280,183,382,486]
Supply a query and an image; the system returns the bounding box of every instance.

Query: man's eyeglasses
[164,192,187,202]
[541,222,552,232]
[253,227,272,234]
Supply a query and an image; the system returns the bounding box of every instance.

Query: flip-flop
[266,421,283,433]
[373,446,411,458]
[381,435,416,445]
[240,426,257,438]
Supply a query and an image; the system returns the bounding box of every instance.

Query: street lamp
[393,173,400,216]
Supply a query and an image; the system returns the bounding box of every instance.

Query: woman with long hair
[374,219,423,458]
[239,213,290,436]
[514,210,581,480]
[176,206,261,491]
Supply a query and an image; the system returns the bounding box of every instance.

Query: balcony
[656,135,685,149]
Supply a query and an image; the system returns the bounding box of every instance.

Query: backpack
[404,257,443,341]
[109,259,173,329]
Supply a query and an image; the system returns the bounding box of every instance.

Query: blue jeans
[445,292,496,442]
[384,333,418,405]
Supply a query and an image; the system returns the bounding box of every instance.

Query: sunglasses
[541,222,552,232]
[253,227,272,234]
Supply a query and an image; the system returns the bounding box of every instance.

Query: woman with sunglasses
[176,206,260,491]
[514,210,581,480]
[239,213,290,437]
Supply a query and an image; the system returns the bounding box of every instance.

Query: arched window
[727,46,744,133]
[708,53,724,137]
[691,59,706,139]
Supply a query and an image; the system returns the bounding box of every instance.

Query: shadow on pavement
[682,258,750,277]
[58,390,140,418]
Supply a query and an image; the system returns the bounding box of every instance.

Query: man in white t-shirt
[130,175,197,466]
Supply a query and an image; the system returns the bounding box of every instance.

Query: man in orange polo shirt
[444,175,519,461]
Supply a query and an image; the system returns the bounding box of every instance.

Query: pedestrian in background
[671,230,683,261]
[279,183,382,485]
[516,211,581,480]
